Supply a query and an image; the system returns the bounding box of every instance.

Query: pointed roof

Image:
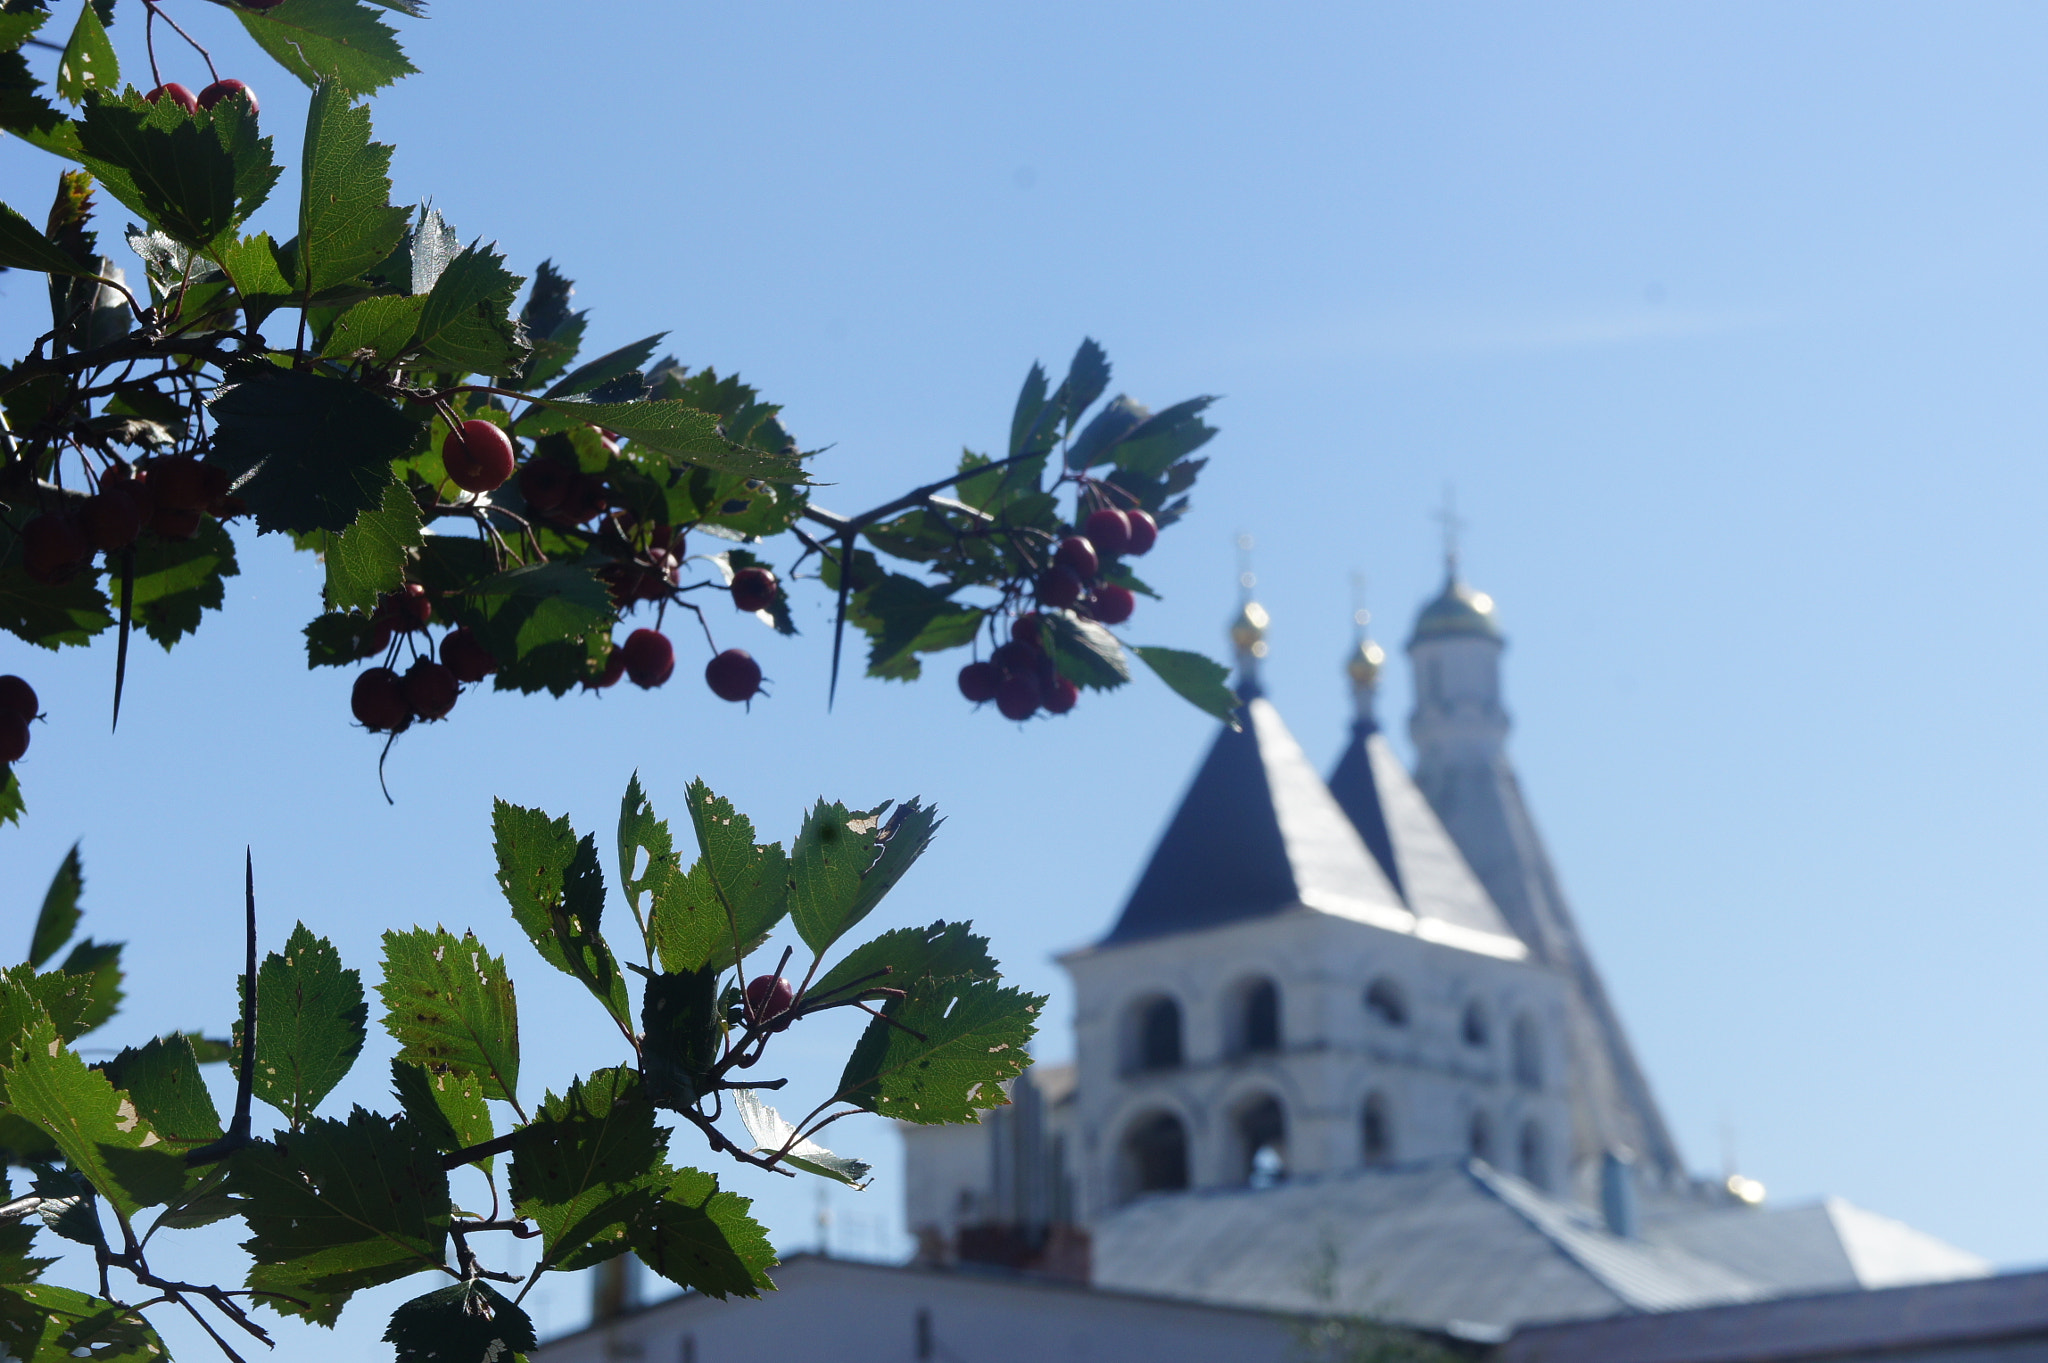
[1102,696,1414,946]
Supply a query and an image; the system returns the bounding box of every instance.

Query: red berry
[0,712,26,765]
[22,514,90,584]
[197,79,257,115]
[745,974,796,1023]
[621,628,675,689]
[144,83,200,112]
[79,487,142,552]
[0,676,37,723]
[989,641,1038,676]
[148,457,208,511]
[441,420,516,494]
[402,659,459,721]
[350,667,410,732]
[1093,583,1136,625]
[957,661,999,703]
[564,475,609,524]
[705,648,763,703]
[518,458,574,513]
[1054,535,1099,578]
[1011,613,1045,648]
[730,566,777,614]
[360,620,394,660]
[1037,566,1084,608]
[1125,509,1159,555]
[995,672,1041,721]
[377,583,432,632]
[148,505,202,541]
[1084,508,1132,557]
[586,648,627,690]
[439,627,496,684]
[1044,676,1080,715]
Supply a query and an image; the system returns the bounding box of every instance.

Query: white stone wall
[1409,631,1509,766]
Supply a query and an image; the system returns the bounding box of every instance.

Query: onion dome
[1409,568,1500,645]
[1347,637,1386,692]
[1230,600,1270,659]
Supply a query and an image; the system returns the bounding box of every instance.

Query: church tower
[1404,556,1685,1187]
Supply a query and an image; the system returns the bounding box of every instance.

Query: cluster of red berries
[583,627,766,705]
[144,78,258,116]
[349,614,498,734]
[0,675,38,774]
[957,614,1081,721]
[1035,506,1156,623]
[21,456,243,585]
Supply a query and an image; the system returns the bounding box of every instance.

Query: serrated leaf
[235,922,366,1128]
[405,202,458,294]
[319,293,424,362]
[73,97,236,250]
[1110,395,1219,476]
[0,51,69,154]
[510,1067,667,1276]
[639,966,719,1111]
[1061,337,1111,430]
[790,799,937,956]
[1,1022,184,1215]
[677,778,790,967]
[0,1283,166,1363]
[233,1107,451,1325]
[1065,393,1148,470]
[1046,612,1131,691]
[0,199,97,276]
[413,239,523,374]
[55,2,117,103]
[618,772,679,935]
[543,332,667,400]
[1135,645,1242,728]
[101,1033,223,1158]
[389,1060,492,1169]
[236,0,418,94]
[809,920,999,1005]
[317,479,422,613]
[216,229,292,325]
[27,842,81,969]
[0,769,21,829]
[0,536,113,648]
[383,1280,536,1363]
[835,977,1042,1125]
[0,12,49,54]
[128,514,240,648]
[208,361,417,534]
[1009,360,1051,458]
[635,1166,777,1298]
[376,928,521,1108]
[521,396,808,482]
[0,966,99,1062]
[490,801,630,1027]
[459,562,612,666]
[294,79,411,294]
[732,1089,870,1188]
[55,937,121,1036]
[303,609,382,667]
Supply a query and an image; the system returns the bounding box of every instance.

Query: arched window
[1240,978,1281,1054]
[1119,1112,1189,1201]
[1364,977,1408,1028]
[1126,995,1183,1073]
[1468,1109,1493,1162]
[1461,1001,1490,1048]
[1518,1120,1547,1189]
[1235,1094,1287,1187]
[1512,1014,1542,1090]
[1362,1092,1394,1166]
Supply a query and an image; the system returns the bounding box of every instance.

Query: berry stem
[143,1,220,86]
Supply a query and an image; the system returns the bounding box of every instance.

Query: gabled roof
[1328,719,1523,948]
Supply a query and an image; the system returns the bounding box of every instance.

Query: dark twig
[441,1132,520,1171]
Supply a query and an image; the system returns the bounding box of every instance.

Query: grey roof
[1328,720,1521,945]
[1643,1196,1989,1295]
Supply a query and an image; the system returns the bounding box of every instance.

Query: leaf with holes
[0,1021,184,1215]
[233,923,366,1128]
[236,0,417,94]
[376,928,521,1108]
[835,976,1042,1125]
[389,1060,493,1170]
[490,801,630,1027]
[383,1280,536,1363]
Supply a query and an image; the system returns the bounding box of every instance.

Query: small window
[1362,1092,1394,1166]
[1518,1120,1547,1188]
[1236,1094,1287,1187]
[1241,978,1281,1054]
[1468,1109,1493,1162]
[1512,1014,1542,1090]
[1130,995,1183,1072]
[1461,1001,1490,1048]
[1120,1111,1189,1200]
[1365,977,1408,1028]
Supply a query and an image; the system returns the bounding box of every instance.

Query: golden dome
[1410,573,1500,644]
[1347,637,1386,690]
[1230,600,1270,658]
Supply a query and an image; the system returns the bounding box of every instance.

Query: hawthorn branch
[0,333,237,399]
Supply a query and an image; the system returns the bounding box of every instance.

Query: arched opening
[1362,1092,1394,1166]
[1461,1001,1490,1048]
[1518,1120,1547,1189]
[1237,977,1282,1055]
[1468,1109,1493,1162]
[1364,977,1408,1028]
[1512,1014,1542,1090]
[1124,995,1183,1073]
[1118,1111,1189,1201]
[1234,1094,1287,1187]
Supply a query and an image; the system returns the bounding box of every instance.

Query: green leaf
[790,800,936,956]
[618,772,680,936]
[1110,395,1219,476]
[639,965,719,1111]
[1046,612,1132,691]
[634,1166,776,1299]
[101,1033,224,1157]
[127,515,240,648]
[55,3,117,105]
[1061,337,1111,430]
[316,479,422,613]
[208,361,418,534]
[0,12,49,54]
[731,1088,870,1188]
[55,937,121,1036]
[857,574,981,680]
[458,562,612,667]
[388,1060,492,1168]
[303,609,383,667]
[1009,360,1051,458]
[809,919,999,1004]
[0,966,99,1061]
[215,229,293,326]
[376,928,521,1108]
[412,240,524,375]
[0,541,112,648]
[235,0,417,94]
[0,1283,166,1363]
[27,842,81,969]
[0,1022,184,1214]
[521,397,808,482]
[74,97,236,250]
[1135,645,1242,728]
[510,1067,667,1276]
[543,332,667,400]
[0,769,20,829]
[835,976,1042,1125]
[318,293,425,362]
[238,923,367,1128]
[383,1280,536,1363]
[490,801,630,1027]
[294,79,411,294]
[233,1107,451,1325]
[0,200,98,276]
[0,51,69,155]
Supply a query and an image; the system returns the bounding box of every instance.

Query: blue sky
[7,2,2048,1354]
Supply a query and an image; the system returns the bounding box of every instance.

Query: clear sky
[6,2,2048,1355]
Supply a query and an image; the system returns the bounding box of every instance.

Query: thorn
[111,548,134,733]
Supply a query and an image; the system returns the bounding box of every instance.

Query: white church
[538,562,2042,1363]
